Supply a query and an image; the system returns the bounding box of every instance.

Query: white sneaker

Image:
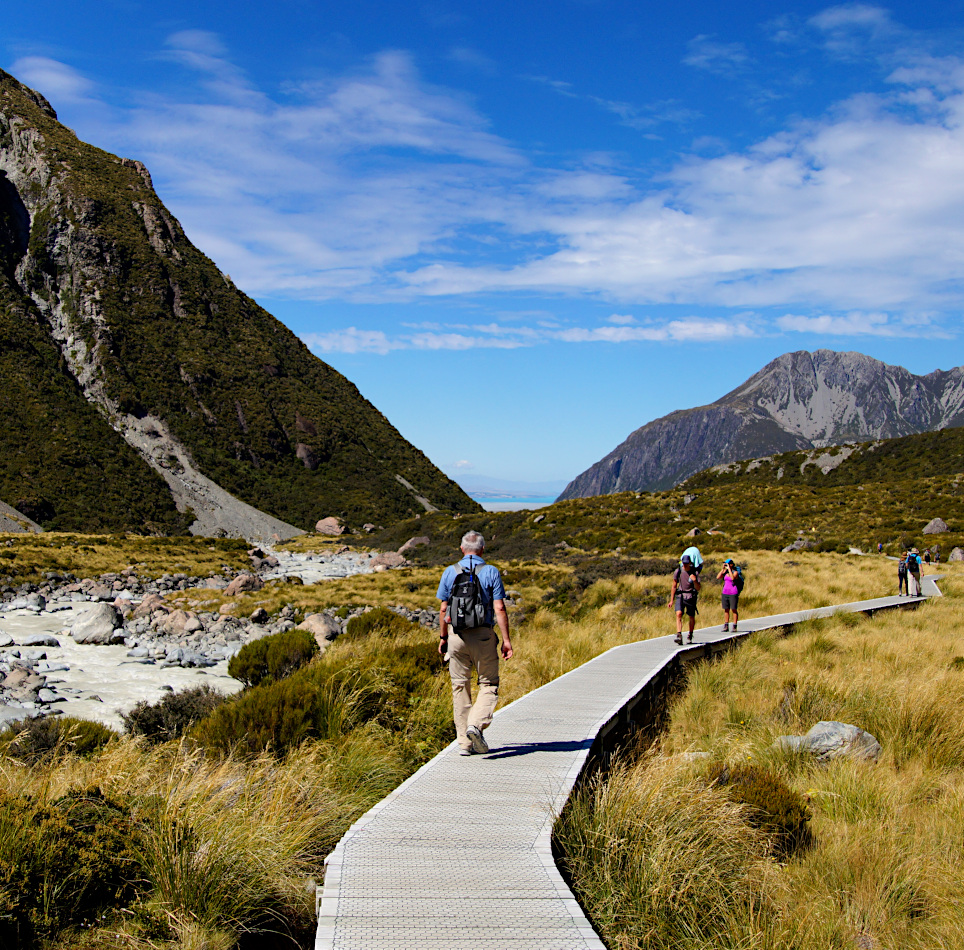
[466,725,489,755]
[458,747,475,756]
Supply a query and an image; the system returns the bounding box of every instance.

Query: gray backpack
[448,566,487,631]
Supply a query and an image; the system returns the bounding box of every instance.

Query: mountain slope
[559,350,964,499]
[0,70,478,533]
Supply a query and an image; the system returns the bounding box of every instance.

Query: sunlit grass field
[555,564,964,949]
[0,543,955,948]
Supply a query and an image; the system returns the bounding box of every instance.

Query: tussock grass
[0,533,249,583]
[557,566,964,949]
[0,735,410,948]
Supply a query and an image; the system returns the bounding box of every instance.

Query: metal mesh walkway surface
[316,576,940,950]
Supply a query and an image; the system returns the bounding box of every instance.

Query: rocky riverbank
[0,546,434,729]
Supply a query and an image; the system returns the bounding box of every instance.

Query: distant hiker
[878,542,883,554]
[897,553,909,596]
[437,531,513,756]
[924,549,932,565]
[907,548,922,596]
[670,555,701,645]
[717,558,742,632]
[681,545,704,575]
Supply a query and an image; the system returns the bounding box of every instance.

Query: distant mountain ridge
[559,350,964,499]
[0,69,478,536]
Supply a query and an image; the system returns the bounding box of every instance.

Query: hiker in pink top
[717,559,741,632]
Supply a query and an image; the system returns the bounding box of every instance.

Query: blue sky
[8,1,964,490]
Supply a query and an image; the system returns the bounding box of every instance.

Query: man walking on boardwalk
[437,531,514,755]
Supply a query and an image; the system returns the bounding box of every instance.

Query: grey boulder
[19,634,60,648]
[774,720,881,763]
[949,547,964,562]
[923,517,949,534]
[71,604,125,644]
[297,613,341,648]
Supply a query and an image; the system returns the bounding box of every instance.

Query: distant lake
[475,497,556,511]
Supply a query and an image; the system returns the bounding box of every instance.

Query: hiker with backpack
[717,558,743,632]
[907,548,922,596]
[670,555,701,645]
[436,531,514,756]
[897,553,909,596]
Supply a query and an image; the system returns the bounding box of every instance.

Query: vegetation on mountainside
[683,424,964,490]
[364,470,964,565]
[0,219,190,533]
[0,69,478,530]
[557,575,964,949]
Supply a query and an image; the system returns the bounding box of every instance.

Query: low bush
[228,628,319,687]
[344,605,417,639]
[196,632,447,757]
[122,684,227,744]
[194,661,389,756]
[0,786,139,946]
[0,715,118,762]
[708,762,812,858]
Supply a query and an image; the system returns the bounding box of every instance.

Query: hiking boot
[458,747,475,756]
[687,633,693,643]
[466,725,489,755]
[732,622,737,630]
[722,622,729,632]
[674,634,683,645]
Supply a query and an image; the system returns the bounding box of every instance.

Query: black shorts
[721,593,739,611]
[674,594,697,617]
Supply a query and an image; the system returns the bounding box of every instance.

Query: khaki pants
[908,572,921,596]
[447,626,500,750]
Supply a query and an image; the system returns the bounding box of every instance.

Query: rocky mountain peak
[559,349,964,500]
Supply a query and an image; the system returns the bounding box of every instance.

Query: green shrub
[122,684,227,743]
[344,606,417,639]
[196,636,446,757]
[227,628,319,687]
[0,715,118,762]
[193,660,388,756]
[0,786,139,946]
[708,762,812,857]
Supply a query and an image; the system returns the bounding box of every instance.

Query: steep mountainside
[559,350,964,499]
[0,70,477,534]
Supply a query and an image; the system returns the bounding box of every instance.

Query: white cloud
[16,33,964,341]
[9,56,97,106]
[683,35,749,72]
[809,4,893,35]
[776,310,949,337]
[303,314,757,353]
[302,327,397,354]
[454,459,473,469]
[402,56,964,321]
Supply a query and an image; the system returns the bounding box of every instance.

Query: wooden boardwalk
[316,577,940,950]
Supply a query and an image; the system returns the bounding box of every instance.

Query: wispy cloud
[303,314,758,353]
[13,29,964,344]
[776,310,949,337]
[683,35,749,72]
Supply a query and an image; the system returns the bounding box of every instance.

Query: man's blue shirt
[436,555,505,627]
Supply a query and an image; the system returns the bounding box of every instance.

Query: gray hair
[461,531,485,553]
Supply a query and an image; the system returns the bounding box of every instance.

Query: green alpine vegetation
[0,69,477,532]
[359,426,964,563]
